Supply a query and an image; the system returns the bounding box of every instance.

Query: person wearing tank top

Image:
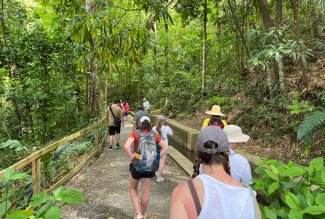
[170,126,261,219]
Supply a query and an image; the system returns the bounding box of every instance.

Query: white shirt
[229,148,253,185]
[152,125,173,145]
[143,101,150,110]
[196,174,258,219]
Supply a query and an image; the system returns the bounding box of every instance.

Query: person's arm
[170,182,189,219]
[124,137,135,159]
[119,109,124,126]
[166,125,173,136]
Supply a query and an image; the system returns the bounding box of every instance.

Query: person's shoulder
[231,153,250,164]
[172,181,189,196]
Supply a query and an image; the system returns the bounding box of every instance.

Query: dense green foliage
[254,158,325,218]
[0,0,324,185]
[0,168,84,219]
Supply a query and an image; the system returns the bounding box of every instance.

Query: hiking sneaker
[134,213,144,219]
[115,143,121,149]
[108,145,113,150]
[157,176,165,183]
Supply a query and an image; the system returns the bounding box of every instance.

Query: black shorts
[129,163,155,180]
[108,126,121,135]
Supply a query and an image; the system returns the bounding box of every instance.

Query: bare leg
[141,178,151,215]
[109,135,114,145]
[129,174,142,216]
[157,154,167,177]
[116,133,120,145]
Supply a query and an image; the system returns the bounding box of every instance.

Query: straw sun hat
[205,105,225,116]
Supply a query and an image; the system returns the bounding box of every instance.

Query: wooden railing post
[32,158,41,194]
[95,127,99,148]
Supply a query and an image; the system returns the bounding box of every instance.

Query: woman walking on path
[201,105,228,129]
[124,116,168,219]
[152,115,173,183]
[170,126,260,219]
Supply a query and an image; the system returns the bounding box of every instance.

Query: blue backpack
[133,129,159,174]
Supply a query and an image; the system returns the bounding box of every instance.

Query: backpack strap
[187,180,201,217]
[109,105,117,120]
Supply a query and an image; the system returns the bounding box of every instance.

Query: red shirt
[124,103,130,112]
[129,130,162,152]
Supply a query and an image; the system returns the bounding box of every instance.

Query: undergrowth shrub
[253,158,325,219]
[47,141,92,183]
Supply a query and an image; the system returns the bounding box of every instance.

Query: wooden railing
[0,117,107,195]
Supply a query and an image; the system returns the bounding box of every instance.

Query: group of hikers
[106,100,260,219]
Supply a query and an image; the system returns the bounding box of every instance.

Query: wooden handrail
[0,117,106,178]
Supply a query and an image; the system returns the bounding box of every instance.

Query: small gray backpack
[134,129,159,174]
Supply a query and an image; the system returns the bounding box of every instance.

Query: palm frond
[297,110,325,141]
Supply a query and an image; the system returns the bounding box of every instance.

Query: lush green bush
[253,158,325,219]
[0,167,84,219]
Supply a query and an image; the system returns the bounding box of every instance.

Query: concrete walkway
[61,121,190,219]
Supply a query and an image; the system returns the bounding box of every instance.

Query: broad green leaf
[11,172,29,180]
[44,206,60,219]
[288,209,303,219]
[285,192,301,210]
[6,210,34,219]
[263,206,277,219]
[35,203,53,218]
[4,167,14,180]
[303,206,325,215]
[315,193,325,207]
[255,167,265,174]
[309,158,324,172]
[253,179,264,190]
[52,187,63,199]
[306,190,315,206]
[30,193,51,207]
[0,201,12,218]
[270,165,279,174]
[264,169,279,181]
[57,189,84,204]
[283,166,306,177]
[268,182,279,195]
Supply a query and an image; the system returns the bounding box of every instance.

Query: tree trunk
[310,0,320,38]
[86,0,99,118]
[275,0,282,28]
[277,59,286,95]
[227,0,250,57]
[201,0,207,97]
[290,0,300,39]
[255,0,272,29]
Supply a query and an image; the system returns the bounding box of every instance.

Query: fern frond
[297,110,325,141]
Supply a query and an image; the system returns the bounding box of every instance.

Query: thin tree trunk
[227,0,250,57]
[290,0,300,39]
[255,0,272,29]
[86,0,99,118]
[277,59,285,95]
[201,0,207,97]
[275,0,283,28]
[310,0,320,38]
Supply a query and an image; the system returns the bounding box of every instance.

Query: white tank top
[196,174,258,219]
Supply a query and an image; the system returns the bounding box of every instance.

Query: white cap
[140,116,150,123]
